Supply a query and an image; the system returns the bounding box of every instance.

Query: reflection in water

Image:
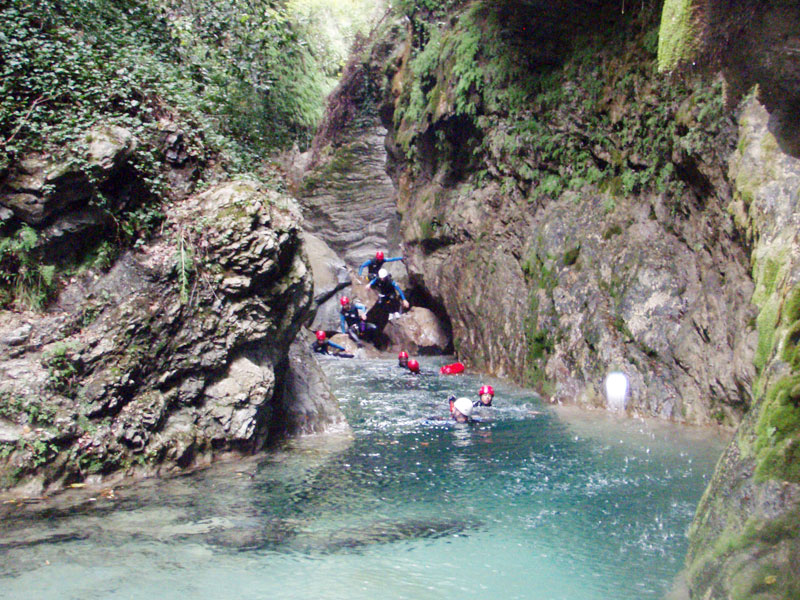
[0,356,728,600]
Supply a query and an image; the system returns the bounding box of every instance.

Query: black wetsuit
[340,304,376,345]
[366,274,407,333]
[358,256,403,279]
[311,339,352,357]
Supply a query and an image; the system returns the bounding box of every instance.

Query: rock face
[0,177,344,495]
[326,5,754,427]
[302,232,351,331]
[1,125,136,225]
[684,98,800,600]
[272,335,349,437]
[296,119,403,270]
[294,29,406,275]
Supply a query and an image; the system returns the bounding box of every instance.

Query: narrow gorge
[1,1,799,598]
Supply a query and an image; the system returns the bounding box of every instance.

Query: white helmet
[453,397,473,418]
[378,268,389,279]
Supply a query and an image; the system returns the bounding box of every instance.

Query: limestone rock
[0,125,136,225]
[297,118,405,274]
[273,336,348,436]
[0,178,319,495]
[685,97,800,600]
[303,232,351,331]
[383,307,450,354]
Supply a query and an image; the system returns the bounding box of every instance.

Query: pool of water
[0,356,728,600]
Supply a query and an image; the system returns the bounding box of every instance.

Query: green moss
[563,245,580,267]
[748,283,800,483]
[657,0,699,72]
[754,296,780,374]
[752,255,786,306]
[602,224,623,240]
[690,508,800,594]
[781,285,800,324]
[753,374,800,482]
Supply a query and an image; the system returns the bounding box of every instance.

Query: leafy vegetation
[392,1,728,207]
[0,0,339,164]
[0,0,382,310]
[0,225,56,310]
[0,392,56,426]
[43,342,81,397]
[289,0,387,82]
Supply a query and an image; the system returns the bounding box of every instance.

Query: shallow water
[0,356,727,600]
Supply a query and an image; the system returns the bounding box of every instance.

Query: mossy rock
[657,0,701,72]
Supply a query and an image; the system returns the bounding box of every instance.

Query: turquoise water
[0,357,727,600]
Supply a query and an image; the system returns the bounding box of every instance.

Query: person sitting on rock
[311,330,353,358]
[474,385,494,407]
[398,350,409,369]
[448,395,475,423]
[358,251,404,281]
[339,296,375,348]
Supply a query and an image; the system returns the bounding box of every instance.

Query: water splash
[605,371,629,412]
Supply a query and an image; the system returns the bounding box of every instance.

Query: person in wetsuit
[366,268,410,332]
[358,251,404,280]
[311,330,353,357]
[475,385,494,407]
[339,296,375,348]
[448,396,475,423]
[398,350,409,369]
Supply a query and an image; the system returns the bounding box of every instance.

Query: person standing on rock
[358,251,404,281]
[339,296,375,347]
[311,330,353,358]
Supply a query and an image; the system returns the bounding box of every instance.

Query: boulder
[383,307,450,354]
[273,336,348,436]
[0,178,317,494]
[0,125,136,225]
[302,232,351,331]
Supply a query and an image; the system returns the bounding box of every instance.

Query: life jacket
[341,305,361,327]
[373,275,396,297]
[367,258,385,279]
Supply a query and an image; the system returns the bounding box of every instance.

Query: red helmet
[340,296,350,306]
[375,251,385,261]
[315,330,326,341]
[398,351,409,359]
[407,359,420,373]
[479,385,494,396]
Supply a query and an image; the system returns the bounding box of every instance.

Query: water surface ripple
[0,356,727,599]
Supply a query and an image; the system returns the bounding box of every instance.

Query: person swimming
[398,350,409,369]
[449,396,474,423]
[475,384,494,407]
